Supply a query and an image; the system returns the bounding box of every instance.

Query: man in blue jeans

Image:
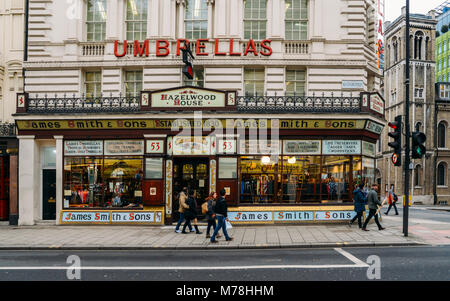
[210,189,233,243]
[175,187,193,233]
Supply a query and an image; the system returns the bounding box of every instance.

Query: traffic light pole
[403,0,411,237]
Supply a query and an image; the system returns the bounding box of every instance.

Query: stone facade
[377,8,439,205]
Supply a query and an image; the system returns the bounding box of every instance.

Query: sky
[385,0,448,22]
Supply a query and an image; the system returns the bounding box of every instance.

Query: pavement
[0,205,448,250]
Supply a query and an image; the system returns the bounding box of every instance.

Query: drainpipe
[23,0,29,89]
[433,83,439,205]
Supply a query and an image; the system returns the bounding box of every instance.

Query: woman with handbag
[182,190,202,234]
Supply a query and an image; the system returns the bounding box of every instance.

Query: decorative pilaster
[54,136,64,225]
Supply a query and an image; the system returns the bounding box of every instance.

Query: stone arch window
[392,36,398,64]
[437,162,447,186]
[414,31,424,60]
[438,121,447,148]
[414,164,422,187]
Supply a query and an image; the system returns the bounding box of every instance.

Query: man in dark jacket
[362,184,385,231]
[210,189,233,243]
[349,183,367,228]
[182,190,202,234]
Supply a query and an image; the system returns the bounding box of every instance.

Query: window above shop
[126,0,148,41]
[86,0,107,42]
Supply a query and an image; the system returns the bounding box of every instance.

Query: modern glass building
[436,2,450,82]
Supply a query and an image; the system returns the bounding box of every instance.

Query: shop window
[286,70,306,96]
[285,0,308,40]
[185,0,208,39]
[145,157,163,179]
[64,157,104,208]
[219,157,238,179]
[85,71,102,99]
[124,70,143,97]
[244,68,265,96]
[86,0,107,42]
[280,156,321,203]
[243,0,267,40]
[322,156,351,203]
[184,67,204,88]
[240,156,278,204]
[126,0,148,41]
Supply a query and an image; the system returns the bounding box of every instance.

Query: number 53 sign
[217,139,236,154]
[146,140,164,154]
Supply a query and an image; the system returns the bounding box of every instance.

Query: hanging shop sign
[173,136,211,155]
[146,140,164,154]
[104,140,144,156]
[365,120,384,135]
[283,140,321,155]
[64,140,103,156]
[370,94,385,115]
[145,87,227,109]
[322,140,361,155]
[362,141,376,158]
[114,39,272,58]
[16,119,367,131]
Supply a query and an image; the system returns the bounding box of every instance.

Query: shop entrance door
[42,170,56,220]
[173,158,209,219]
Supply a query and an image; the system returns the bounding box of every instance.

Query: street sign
[392,153,399,165]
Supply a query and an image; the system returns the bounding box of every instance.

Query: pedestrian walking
[385,186,399,215]
[204,192,221,238]
[210,189,233,243]
[175,187,193,233]
[182,190,202,234]
[362,184,386,231]
[349,183,367,228]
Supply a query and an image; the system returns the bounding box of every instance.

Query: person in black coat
[182,190,202,234]
[349,183,367,228]
[210,189,233,243]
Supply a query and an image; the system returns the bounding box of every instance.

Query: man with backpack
[385,185,399,215]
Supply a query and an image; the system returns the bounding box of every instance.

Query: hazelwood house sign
[114,39,273,57]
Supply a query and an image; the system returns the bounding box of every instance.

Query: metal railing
[0,123,16,137]
[237,93,361,113]
[26,94,140,113]
[23,93,362,114]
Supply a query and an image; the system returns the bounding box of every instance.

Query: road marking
[0,264,367,271]
[334,248,369,267]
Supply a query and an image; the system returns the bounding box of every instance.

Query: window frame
[183,67,204,88]
[243,0,267,40]
[437,162,447,187]
[184,0,208,40]
[438,122,447,148]
[244,68,265,96]
[284,0,308,40]
[84,71,102,99]
[124,70,143,97]
[86,0,107,42]
[125,0,148,41]
[285,69,306,96]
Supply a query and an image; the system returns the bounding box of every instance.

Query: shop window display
[104,158,143,208]
[321,156,350,203]
[280,156,321,203]
[240,156,279,204]
[64,158,103,208]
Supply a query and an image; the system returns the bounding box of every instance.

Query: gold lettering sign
[17,119,367,131]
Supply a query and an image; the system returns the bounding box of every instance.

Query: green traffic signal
[412,131,426,159]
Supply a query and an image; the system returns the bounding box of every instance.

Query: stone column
[177,0,185,38]
[207,0,214,39]
[18,136,37,226]
[54,136,64,225]
[8,153,18,225]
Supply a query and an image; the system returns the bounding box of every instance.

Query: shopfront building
[15,87,385,225]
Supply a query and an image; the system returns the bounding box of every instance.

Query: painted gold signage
[17,119,367,131]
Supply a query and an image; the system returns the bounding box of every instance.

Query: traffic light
[388,115,402,166]
[411,131,426,159]
[181,42,194,80]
